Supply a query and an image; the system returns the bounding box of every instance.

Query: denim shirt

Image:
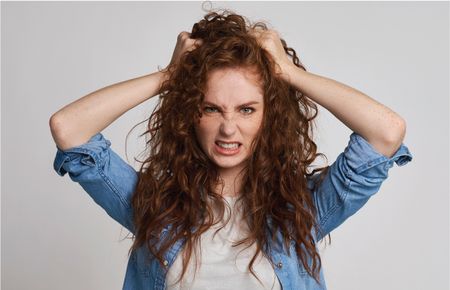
[53,132,412,290]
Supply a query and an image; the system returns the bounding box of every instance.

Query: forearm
[282,65,406,157]
[50,70,168,150]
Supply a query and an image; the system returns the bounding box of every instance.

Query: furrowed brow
[203,101,260,109]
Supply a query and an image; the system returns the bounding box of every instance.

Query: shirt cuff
[53,133,111,176]
[345,132,413,174]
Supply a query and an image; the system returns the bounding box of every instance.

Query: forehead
[203,67,264,104]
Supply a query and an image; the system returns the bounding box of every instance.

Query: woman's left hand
[249,29,294,79]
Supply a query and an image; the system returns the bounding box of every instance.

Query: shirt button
[277,262,283,268]
[163,260,169,267]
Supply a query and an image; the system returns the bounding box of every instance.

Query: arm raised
[49,71,168,151]
[50,31,202,150]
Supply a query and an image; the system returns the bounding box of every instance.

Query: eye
[204,106,219,113]
[203,106,255,114]
[241,107,255,114]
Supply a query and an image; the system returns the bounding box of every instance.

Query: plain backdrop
[2,1,448,290]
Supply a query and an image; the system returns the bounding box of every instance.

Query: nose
[219,113,237,136]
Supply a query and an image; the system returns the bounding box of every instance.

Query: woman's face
[194,66,264,176]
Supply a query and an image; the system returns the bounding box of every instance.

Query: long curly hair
[128,9,330,286]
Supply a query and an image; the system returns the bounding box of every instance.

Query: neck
[216,167,245,197]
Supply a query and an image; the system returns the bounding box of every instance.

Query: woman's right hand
[165,31,203,71]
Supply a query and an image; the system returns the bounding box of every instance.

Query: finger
[249,29,260,36]
[185,39,202,52]
[193,39,203,46]
[187,38,203,48]
[178,31,190,41]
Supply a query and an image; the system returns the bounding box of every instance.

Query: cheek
[247,115,264,136]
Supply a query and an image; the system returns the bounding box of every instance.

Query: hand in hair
[250,29,293,77]
[165,31,203,71]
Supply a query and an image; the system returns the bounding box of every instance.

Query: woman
[50,10,413,290]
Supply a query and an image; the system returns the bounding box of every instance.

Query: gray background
[2,1,449,290]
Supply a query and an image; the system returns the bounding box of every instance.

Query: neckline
[223,194,241,199]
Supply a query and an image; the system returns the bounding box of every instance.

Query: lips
[214,141,241,155]
[215,140,242,145]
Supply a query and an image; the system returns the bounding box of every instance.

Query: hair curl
[127,9,331,287]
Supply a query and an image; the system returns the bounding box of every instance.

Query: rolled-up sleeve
[308,132,413,242]
[53,133,138,234]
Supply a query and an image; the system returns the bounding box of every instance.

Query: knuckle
[178,31,188,40]
[268,30,278,37]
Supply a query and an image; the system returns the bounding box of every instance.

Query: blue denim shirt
[53,132,412,290]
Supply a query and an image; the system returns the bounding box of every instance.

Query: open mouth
[215,141,242,149]
[214,141,242,154]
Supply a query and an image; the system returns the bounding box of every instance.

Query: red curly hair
[128,9,330,286]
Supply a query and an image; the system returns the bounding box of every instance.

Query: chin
[207,148,249,171]
[215,161,241,168]
[213,158,246,170]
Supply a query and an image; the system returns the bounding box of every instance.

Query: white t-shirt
[166,195,282,290]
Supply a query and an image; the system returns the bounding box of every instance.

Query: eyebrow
[202,101,261,109]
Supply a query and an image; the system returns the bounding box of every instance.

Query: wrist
[279,61,297,83]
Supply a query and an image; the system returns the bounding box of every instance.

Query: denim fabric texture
[53,132,413,290]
